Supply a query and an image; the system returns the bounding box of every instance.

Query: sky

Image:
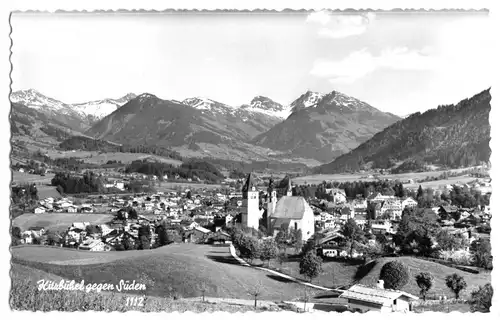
[10,11,492,116]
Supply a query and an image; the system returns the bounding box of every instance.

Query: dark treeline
[125,159,224,183]
[59,136,183,161]
[51,171,104,194]
[200,157,308,173]
[11,184,38,204]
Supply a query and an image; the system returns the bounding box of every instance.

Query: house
[268,196,315,242]
[327,188,347,204]
[439,205,459,220]
[401,197,418,209]
[371,221,394,235]
[340,281,419,313]
[353,198,368,211]
[209,230,231,244]
[379,200,403,220]
[34,207,46,214]
[79,239,112,251]
[187,226,212,243]
[29,226,45,237]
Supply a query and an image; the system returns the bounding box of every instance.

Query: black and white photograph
[5,1,497,314]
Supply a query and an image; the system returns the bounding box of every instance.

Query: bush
[469,283,493,313]
[379,260,410,290]
[439,249,473,265]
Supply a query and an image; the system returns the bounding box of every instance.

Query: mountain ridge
[314,88,491,173]
[251,89,401,163]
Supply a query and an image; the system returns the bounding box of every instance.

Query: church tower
[267,177,277,231]
[286,176,293,196]
[241,172,260,230]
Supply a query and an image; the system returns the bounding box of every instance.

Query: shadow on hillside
[266,274,296,283]
[354,260,378,281]
[205,254,241,266]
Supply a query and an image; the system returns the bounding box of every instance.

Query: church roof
[270,196,310,219]
[241,172,257,193]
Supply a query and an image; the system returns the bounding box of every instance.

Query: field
[12,213,114,232]
[356,256,491,298]
[294,167,482,189]
[250,254,491,300]
[12,170,55,185]
[44,150,183,166]
[11,243,322,301]
[156,181,223,192]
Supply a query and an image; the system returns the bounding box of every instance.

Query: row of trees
[125,159,224,183]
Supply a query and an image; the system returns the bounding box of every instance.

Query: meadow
[44,150,183,166]
[11,243,322,301]
[12,213,114,232]
[10,264,269,312]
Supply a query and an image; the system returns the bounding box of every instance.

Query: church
[240,173,315,242]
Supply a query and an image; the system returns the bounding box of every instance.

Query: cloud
[306,11,376,39]
[310,47,439,83]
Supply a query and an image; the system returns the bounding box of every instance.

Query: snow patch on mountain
[182,97,238,115]
[11,89,136,120]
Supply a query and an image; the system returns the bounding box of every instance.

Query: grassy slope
[357,257,491,298]
[10,263,264,312]
[12,244,318,301]
[12,213,114,232]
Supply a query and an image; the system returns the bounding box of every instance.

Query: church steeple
[242,172,256,199]
[286,176,293,196]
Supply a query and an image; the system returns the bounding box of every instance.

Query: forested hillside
[315,89,491,173]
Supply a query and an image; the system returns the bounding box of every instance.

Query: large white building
[267,178,315,241]
[241,173,262,230]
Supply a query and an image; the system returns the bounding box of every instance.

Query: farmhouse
[340,281,419,313]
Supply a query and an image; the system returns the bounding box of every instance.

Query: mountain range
[251,90,400,163]
[315,89,491,173]
[16,87,491,170]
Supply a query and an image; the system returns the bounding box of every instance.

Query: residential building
[401,197,417,209]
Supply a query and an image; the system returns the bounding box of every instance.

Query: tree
[299,250,323,282]
[415,272,434,301]
[436,230,468,251]
[470,238,492,269]
[469,283,493,313]
[239,235,260,263]
[275,227,290,253]
[248,281,262,310]
[122,236,134,250]
[445,273,467,299]
[293,229,303,253]
[276,252,287,270]
[341,218,365,258]
[417,185,424,201]
[186,190,192,199]
[259,239,278,267]
[379,261,410,290]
